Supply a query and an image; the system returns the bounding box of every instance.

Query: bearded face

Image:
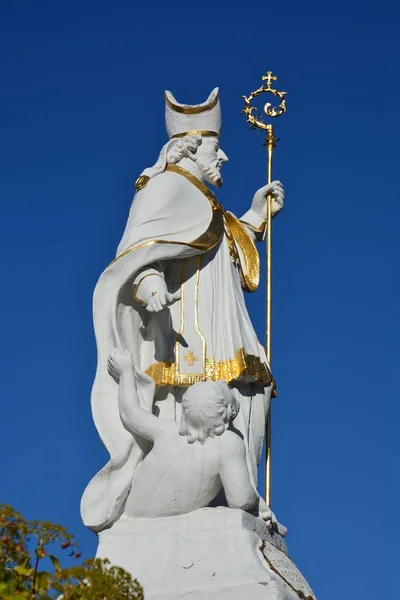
[194,138,229,187]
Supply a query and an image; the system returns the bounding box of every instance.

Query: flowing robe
[81,164,273,531]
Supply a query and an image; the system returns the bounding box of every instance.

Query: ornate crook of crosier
[242,71,287,131]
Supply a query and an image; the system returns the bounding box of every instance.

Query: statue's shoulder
[129,169,201,226]
[138,169,198,200]
[219,430,246,458]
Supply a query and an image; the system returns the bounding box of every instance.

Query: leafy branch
[0,505,143,600]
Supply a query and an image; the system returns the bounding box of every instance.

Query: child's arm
[218,431,259,511]
[219,431,287,533]
[108,348,167,442]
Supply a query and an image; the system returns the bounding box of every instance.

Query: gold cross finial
[184,350,199,367]
[262,71,277,90]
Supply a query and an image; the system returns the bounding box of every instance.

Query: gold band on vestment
[165,164,224,212]
[170,130,220,139]
[224,212,260,292]
[111,219,224,265]
[145,347,273,387]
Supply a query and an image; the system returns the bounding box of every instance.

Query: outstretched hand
[146,289,181,313]
[259,497,287,537]
[251,180,285,220]
[108,348,133,378]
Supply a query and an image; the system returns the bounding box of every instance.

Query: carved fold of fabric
[111,205,223,268]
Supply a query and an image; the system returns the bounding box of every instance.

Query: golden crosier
[242,71,287,129]
[241,70,288,508]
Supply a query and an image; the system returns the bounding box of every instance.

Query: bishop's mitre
[164,88,221,140]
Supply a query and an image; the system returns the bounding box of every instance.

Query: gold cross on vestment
[184,350,199,367]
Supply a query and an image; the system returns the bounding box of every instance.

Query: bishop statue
[81,88,284,531]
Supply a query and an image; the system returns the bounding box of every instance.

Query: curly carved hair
[179,381,239,445]
[166,134,202,165]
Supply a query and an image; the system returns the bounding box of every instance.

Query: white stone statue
[81,87,284,533]
[81,87,317,600]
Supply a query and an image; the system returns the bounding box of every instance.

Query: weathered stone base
[96,507,315,600]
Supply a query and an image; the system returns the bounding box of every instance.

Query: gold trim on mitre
[170,130,220,140]
[164,89,219,114]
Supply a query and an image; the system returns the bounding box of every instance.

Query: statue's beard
[195,158,223,188]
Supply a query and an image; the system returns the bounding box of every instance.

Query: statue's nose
[218,149,229,163]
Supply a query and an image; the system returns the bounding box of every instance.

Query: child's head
[179,381,239,444]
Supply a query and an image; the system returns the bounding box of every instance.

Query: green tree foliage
[0,505,143,599]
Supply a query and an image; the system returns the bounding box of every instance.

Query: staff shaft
[241,71,286,507]
[265,124,275,506]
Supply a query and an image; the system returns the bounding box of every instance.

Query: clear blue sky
[1,1,398,598]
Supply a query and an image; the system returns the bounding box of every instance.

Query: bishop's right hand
[146,290,181,313]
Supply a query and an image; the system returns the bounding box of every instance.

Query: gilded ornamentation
[183,350,199,367]
[224,218,239,261]
[134,175,150,192]
[224,212,260,292]
[174,259,187,372]
[171,130,220,139]
[111,216,224,265]
[165,164,225,213]
[145,347,273,387]
[242,71,287,131]
[194,254,207,365]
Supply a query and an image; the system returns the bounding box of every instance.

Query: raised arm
[108,349,168,442]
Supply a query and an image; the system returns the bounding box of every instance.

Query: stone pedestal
[96,507,315,600]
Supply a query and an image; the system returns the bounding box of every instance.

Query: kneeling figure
[108,348,275,524]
